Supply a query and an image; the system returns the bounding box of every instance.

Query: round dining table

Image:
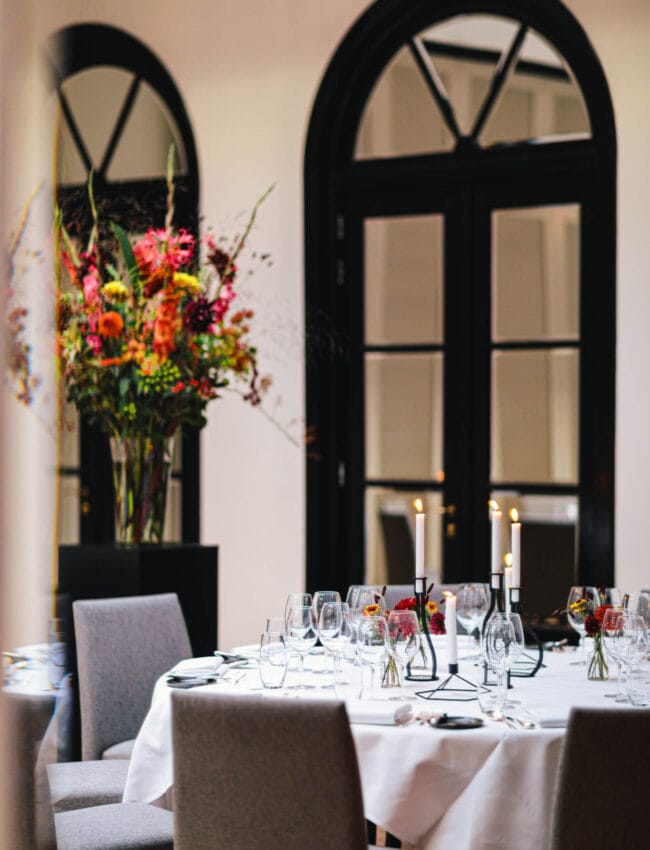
[123,641,623,850]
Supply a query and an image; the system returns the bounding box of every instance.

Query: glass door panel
[491,349,579,484]
[490,489,578,625]
[492,205,580,342]
[365,352,444,481]
[365,215,444,345]
[365,487,444,587]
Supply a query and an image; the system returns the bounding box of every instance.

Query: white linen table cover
[123,646,620,850]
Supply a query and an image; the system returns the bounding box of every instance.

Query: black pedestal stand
[416,662,480,702]
[405,577,438,682]
[509,587,545,677]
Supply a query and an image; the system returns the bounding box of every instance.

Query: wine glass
[345,585,361,610]
[318,601,345,682]
[456,584,489,658]
[285,605,318,689]
[603,611,647,702]
[312,590,342,624]
[483,614,517,711]
[284,593,312,623]
[351,587,386,622]
[502,612,525,707]
[386,610,420,701]
[566,586,599,665]
[356,616,388,700]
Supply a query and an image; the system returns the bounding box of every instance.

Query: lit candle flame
[442,590,453,598]
[488,499,500,511]
[504,552,513,567]
[510,508,519,523]
[414,498,423,513]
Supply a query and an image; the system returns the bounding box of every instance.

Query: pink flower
[133,228,195,274]
[86,334,102,355]
[212,284,236,322]
[83,271,101,304]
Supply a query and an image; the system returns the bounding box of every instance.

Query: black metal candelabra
[509,587,545,678]
[405,576,438,682]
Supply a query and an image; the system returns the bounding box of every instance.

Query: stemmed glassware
[285,593,312,622]
[356,615,388,700]
[386,610,420,701]
[285,605,318,690]
[456,584,489,658]
[312,590,342,623]
[601,609,647,702]
[566,586,599,665]
[483,613,518,711]
[318,601,346,683]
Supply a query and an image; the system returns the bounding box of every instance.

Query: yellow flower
[173,272,201,294]
[363,603,380,616]
[426,600,438,615]
[101,281,129,302]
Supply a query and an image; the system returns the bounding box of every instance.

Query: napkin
[168,657,224,678]
[526,706,569,728]
[345,700,413,726]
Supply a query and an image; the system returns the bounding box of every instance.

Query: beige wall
[2,0,649,666]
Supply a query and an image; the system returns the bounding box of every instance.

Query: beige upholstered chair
[73,593,192,761]
[173,691,381,850]
[550,707,650,850]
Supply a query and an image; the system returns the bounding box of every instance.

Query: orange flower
[426,600,438,615]
[363,604,380,616]
[153,294,179,362]
[98,311,124,338]
[98,357,122,367]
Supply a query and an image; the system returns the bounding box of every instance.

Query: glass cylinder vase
[109,434,175,544]
[586,634,609,680]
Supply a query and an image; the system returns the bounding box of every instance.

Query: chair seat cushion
[54,802,174,850]
[102,738,136,760]
[47,759,130,813]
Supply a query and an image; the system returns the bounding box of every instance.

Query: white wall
[3,0,649,658]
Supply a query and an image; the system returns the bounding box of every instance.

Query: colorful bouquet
[568,587,611,679]
[57,165,271,440]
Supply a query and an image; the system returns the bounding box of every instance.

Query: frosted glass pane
[365,216,443,345]
[366,353,443,481]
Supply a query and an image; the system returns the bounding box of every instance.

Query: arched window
[48,24,200,543]
[305,0,616,613]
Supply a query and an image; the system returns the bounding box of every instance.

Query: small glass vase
[587,635,609,680]
[110,434,175,544]
[382,655,401,689]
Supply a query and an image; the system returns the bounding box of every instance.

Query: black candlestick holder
[509,587,545,678]
[416,661,481,702]
[405,576,438,682]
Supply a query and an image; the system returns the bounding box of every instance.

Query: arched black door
[305,0,616,604]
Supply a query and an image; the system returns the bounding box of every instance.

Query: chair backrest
[172,692,369,850]
[550,707,650,850]
[73,593,192,760]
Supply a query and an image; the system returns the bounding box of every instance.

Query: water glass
[357,615,387,699]
[333,655,363,700]
[626,658,650,707]
[286,605,318,689]
[265,617,286,635]
[259,632,289,689]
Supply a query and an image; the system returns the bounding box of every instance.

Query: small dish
[430,714,484,730]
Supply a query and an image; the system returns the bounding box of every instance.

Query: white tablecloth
[123,645,622,850]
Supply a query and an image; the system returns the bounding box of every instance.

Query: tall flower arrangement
[56,151,272,542]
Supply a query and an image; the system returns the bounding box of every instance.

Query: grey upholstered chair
[5,680,174,850]
[172,692,381,850]
[74,593,192,761]
[550,707,650,850]
[41,674,129,812]
[3,688,57,850]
